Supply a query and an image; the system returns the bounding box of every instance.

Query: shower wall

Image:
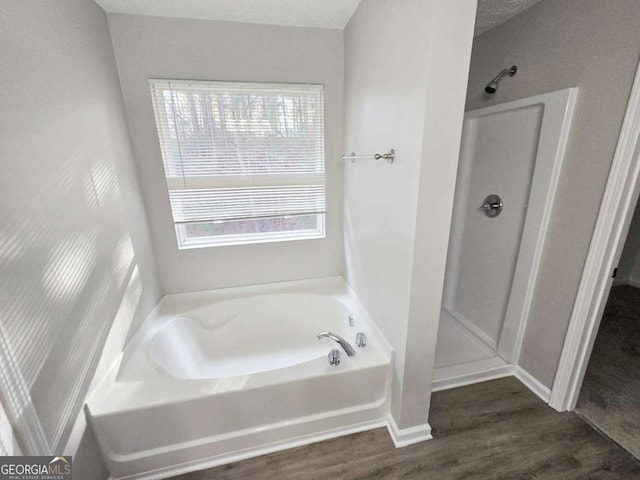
[444,104,543,348]
[1,0,160,474]
[466,0,640,388]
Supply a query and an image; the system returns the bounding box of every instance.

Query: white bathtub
[88,277,391,480]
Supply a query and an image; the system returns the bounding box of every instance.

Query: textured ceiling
[93,0,362,29]
[475,0,543,37]
[94,0,540,34]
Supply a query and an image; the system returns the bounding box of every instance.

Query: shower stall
[433,87,578,392]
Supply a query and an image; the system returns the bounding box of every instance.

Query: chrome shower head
[484,65,518,94]
[484,81,498,94]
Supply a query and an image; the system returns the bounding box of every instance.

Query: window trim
[149,78,327,249]
[176,214,325,249]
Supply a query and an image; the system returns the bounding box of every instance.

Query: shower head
[484,82,498,94]
[484,65,518,94]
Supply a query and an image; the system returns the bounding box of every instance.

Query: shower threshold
[433,310,512,391]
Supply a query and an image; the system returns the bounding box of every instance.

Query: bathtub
[88,277,391,480]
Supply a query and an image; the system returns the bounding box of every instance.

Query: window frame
[175,214,326,249]
[148,78,327,249]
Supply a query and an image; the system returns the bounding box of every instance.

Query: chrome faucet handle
[356,332,367,348]
[328,349,341,367]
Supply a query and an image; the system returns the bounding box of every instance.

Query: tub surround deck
[87,277,392,480]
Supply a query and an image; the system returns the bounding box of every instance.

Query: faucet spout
[316,331,356,356]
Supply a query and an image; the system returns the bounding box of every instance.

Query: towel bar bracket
[342,148,395,164]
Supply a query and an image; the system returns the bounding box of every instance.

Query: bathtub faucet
[316,332,356,357]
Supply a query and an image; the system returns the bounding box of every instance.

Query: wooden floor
[577,285,640,459]
[171,377,640,479]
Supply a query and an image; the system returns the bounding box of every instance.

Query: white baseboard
[434,362,551,405]
[514,366,551,403]
[386,416,432,448]
[432,362,514,392]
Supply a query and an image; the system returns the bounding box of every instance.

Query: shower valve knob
[481,194,503,218]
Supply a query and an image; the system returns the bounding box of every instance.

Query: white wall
[0,401,21,455]
[466,0,640,388]
[107,14,344,294]
[0,0,160,475]
[344,0,476,430]
[616,201,640,287]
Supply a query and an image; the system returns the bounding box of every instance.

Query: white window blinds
[149,79,326,246]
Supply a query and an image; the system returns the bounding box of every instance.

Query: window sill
[176,231,326,250]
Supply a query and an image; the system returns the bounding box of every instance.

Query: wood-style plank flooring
[170,377,640,479]
[577,285,640,459]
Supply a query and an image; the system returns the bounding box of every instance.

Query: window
[149,79,326,248]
